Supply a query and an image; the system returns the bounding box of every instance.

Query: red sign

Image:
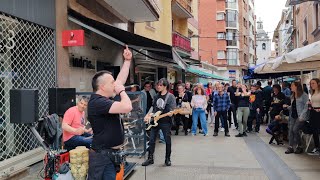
[62,30,85,47]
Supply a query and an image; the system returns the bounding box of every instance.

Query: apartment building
[199,0,256,80]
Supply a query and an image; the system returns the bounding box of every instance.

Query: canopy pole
[300,70,303,82]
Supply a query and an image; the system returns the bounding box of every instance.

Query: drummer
[62,96,92,150]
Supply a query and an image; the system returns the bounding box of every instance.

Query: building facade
[198,0,256,81]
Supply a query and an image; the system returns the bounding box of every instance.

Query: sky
[254,0,288,50]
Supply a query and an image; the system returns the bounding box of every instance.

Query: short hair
[273,84,282,92]
[92,71,112,92]
[224,83,230,87]
[144,81,151,87]
[157,78,170,90]
[177,83,185,89]
[78,96,89,103]
[257,81,262,87]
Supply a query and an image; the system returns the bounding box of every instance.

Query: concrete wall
[134,0,172,46]
[199,0,219,65]
[294,2,320,48]
[67,21,123,92]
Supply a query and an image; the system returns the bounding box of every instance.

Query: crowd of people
[139,77,320,166]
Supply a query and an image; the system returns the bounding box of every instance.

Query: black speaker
[49,88,76,116]
[10,89,39,124]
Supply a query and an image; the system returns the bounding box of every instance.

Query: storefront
[68,9,187,89]
[0,0,56,176]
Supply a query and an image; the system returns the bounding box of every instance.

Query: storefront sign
[229,70,236,79]
[62,30,85,47]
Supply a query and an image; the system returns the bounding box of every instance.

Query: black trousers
[228,104,238,128]
[175,115,188,132]
[247,110,262,132]
[215,111,229,133]
[264,101,271,124]
[310,110,320,148]
[148,123,172,158]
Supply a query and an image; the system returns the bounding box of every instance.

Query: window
[227,49,238,65]
[243,35,247,45]
[217,51,226,59]
[217,32,226,39]
[217,12,225,20]
[303,18,308,41]
[262,43,266,50]
[243,18,247,28]
[226,29,238,46]
[226,10,238,28]
[314,4,319,30]
[244,53,247,62]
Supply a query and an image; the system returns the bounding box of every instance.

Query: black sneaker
[235,133,243,137]
[213,132,218,136]
[294,147,303,154]
[285,147,294,154]
[225,133,230,137]
[242,132,247,137]
[307,148,320,156]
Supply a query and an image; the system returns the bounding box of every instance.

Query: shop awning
[68,9,187,69]
[187,67,229,81]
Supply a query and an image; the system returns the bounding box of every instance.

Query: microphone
[124,84,140,91]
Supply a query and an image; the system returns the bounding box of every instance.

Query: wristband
[119,90,125,95]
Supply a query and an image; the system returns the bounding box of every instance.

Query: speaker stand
[29,123,53,157]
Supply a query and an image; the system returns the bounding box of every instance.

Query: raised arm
[115,45,132,85]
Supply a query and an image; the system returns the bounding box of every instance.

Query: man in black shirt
[142,78,176,167]
[227,80,240,129]
[87,46,133,180]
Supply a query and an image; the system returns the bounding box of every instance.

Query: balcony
[226,10,238,28]
[172,31,191,54]
[172,0,193,19]
[103,0,159,22]
[226,1,238,10]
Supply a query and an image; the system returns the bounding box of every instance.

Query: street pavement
[20,123,320,180]
[126,123,320,180]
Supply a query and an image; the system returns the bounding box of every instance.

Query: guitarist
[142,78,176,166]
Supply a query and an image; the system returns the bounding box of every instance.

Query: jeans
[192,108,207,135]
[208,107,215,124]
[237,107,250,134]
[247,110,262,132]
[88,149,116,180]
[64,133,92,150]
[228,104,238,128]
[159,130,165,142]
[148,123,172,157]
[215,111,229,133]
[288,117,303,147]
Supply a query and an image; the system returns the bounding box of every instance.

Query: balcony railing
[172,31,191,53]
[174,0,192,13]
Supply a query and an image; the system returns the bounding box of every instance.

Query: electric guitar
[146,108,183,130]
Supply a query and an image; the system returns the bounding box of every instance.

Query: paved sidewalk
[20,124,320,180]
[127,124,320,180]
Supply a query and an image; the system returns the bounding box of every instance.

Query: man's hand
[114,82,125,95]
[168,111,174,117]
[75,127,85,135]
[84,128,93,134]
[123,45,132,61]
[256,108,260,112]
[283,104,289,108]
[144,114,152,123]
[214,112,217,117]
